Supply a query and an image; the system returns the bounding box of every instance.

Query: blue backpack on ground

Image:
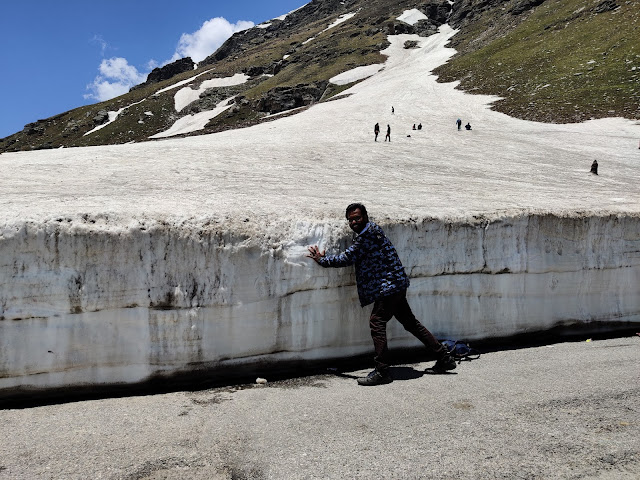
[440,340,481,363]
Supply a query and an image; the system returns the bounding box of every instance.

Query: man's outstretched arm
[307,242,359,267]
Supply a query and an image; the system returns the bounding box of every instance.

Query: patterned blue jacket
[318,222,410,306]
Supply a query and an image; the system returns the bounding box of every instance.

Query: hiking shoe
[432,354,457,374]
[357,369,393,386]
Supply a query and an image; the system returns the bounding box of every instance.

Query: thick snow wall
[1,213,639,396]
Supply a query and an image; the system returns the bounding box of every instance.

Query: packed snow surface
[4,26,638,222]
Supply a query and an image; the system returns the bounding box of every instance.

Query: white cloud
[172,17,254,63]
[98,57,145,82]
[85,57,147,101]
[84,16,253,102]
[90,35,109,55]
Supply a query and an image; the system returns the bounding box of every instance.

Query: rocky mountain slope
[1,0,637,153]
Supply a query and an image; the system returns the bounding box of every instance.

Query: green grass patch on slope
[436,0,640,123]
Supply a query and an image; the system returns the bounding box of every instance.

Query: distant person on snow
[306,203,457,386]
[392,106,395,114]
[465,122,472,130]
[590,160,598,175]
[385,124,391,142]
[374,123,380,142]
[413,124,416,130]
[417,123,422,130]
[456,118,462,130]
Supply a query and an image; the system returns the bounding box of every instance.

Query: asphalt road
[1,336,639,479]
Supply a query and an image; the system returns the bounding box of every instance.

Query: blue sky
[0,1,306,139]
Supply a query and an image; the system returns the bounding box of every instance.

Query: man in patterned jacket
[307,203,456,386]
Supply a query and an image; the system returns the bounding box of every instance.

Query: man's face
[347,208,367,234]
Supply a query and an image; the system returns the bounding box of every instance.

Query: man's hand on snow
[307,245,325,263]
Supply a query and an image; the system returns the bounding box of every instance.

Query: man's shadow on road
[394,366,458,379]
[328,366,457,382]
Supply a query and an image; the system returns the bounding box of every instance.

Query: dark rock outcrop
[93,110,109,125]
[23,122,45,135]
[244,65,266,77]
[131,58,195,91]
[392,21,415,34]
[255,82,328,114]
[593,0,618,13]
[510,0,547,15]
[17,114,64,140]
[31,142,53,150]
[146,57,195,84]
[422,0,453,25]
[413,19,440,36]
[449,0,506,28]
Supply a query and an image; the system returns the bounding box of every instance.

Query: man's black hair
[345,203,368,222]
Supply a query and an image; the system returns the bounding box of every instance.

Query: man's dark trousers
[369,290,443,372]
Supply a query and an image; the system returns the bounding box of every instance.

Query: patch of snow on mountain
[330,64,384,85]
[83,98,146,137]
[154,69,214,95]
[173,73,249,112]
[397,9,428,25]
[324,11,357,30]
[150,97,235,138]
[302,11,357,45]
